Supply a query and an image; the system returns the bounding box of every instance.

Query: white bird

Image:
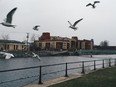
[86,1,100,9]
[32,52,41,61]
[33,25,40,31]
[0,7,17,28]
[0,52,14,59]
[68,18,83,30]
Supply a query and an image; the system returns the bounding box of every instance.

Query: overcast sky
[0,0,116,45]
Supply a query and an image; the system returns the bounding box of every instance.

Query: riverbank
[49,66,116,87]
[0,51,79,58]
[23,66,116,87]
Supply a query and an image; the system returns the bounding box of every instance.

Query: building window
[39,43,42,47]
[45,43,50,50]
[16,45,18,50]
[7,45,9,50]
[14,45,15,50]
[22,45,23,49]
[56,42,63,50]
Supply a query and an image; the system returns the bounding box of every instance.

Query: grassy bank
[49,67,116,87]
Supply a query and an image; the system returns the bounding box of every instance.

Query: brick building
[34,32,94,51]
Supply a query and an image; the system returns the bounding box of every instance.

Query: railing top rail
[67,61,83,64]
[0,58,115,73]
[0,65,40,73]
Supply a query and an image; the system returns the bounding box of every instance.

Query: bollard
[65,63,68,77]
[102,59,105,68]
[109,59,111,67]
[81,61,85,74]
[94,60,96,70]
[38,66,43,84]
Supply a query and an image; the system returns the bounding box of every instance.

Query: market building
[34,32,94,51]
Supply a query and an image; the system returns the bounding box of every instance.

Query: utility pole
[26,33,29,51]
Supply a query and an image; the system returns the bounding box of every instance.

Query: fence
[0,58,116,86]
[79,50,116,54]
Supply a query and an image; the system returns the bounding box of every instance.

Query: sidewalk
[23,73,82,87]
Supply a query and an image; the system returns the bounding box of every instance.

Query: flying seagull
[0,7,17,28]
[32,52,41,61]
[68,18,83,30]
[86,1,100,9]
[33,25,40,31]
[0,52,14,59]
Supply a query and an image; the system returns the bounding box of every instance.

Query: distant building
[34,32,94,51]
[0,39,27,51]
[94,45,116,50]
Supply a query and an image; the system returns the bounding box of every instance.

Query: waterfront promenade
[23,73,82,87]
[24,66,116,87]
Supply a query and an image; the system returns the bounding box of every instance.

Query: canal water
[0,55,116,87]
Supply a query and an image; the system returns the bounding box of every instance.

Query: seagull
[0,52,14,59]
[33,25,40,31]
[0,7,17,28]
[32,52,41,61]
[86,1,100,9]
[68,18,83,30]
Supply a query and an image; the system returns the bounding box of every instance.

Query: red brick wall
[40,32,50,40]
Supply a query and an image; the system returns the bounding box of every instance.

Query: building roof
[0,39,24,44]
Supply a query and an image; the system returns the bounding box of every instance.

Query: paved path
[23,73,82,87]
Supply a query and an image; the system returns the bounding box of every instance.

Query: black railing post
[81,61,85,74]
[65,63,68,77]
[109,59,111,67]
[38,66,43,84]
[115,59,116,66]
[94,60,96,70]
[102,59,104,68]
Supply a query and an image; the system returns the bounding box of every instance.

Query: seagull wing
[4,53,14,59]
[32,52,36,57]
[35,25,40,29]
[94,1,100,5]
[33,25,40,30]
[73,18,83,26]
[6,7,17,23]
[32,52,41,61]
[5,54,11,59]
[37,55,41,61]
[86,3,93,7]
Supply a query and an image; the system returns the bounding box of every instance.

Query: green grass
[49,67,116,87]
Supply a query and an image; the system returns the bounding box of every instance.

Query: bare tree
[30,34,36,42]
[1,34,10,40]
[100,40,109,47]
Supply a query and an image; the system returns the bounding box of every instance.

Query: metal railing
[0,58,116,86]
